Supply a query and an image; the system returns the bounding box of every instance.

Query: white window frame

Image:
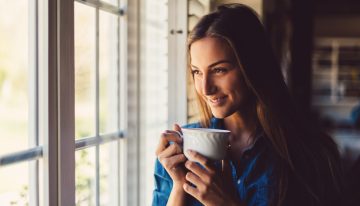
[0,0,132,205]
[57,0,128,205]
[167,0,188,127]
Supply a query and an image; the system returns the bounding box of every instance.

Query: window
[74,0,126,205]
[0,0,45,205]
[0,0,127,205]
[0,0,178,205]
[312,38,360,127]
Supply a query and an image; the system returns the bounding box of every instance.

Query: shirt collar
[241,128,265,155]
[209,117,225,129]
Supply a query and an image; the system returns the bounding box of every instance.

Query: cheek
[232,88,243,104]
[225,75,246,101]
[193,78,202,94]
[232,81,250,105]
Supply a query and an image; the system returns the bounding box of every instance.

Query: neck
[223,106,258,155]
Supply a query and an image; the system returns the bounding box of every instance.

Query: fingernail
[187,150,193,156]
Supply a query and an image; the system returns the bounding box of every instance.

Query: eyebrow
[191,60,234,69]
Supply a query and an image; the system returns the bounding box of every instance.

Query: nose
[202,74,217,95]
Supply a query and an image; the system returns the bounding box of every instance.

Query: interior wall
[315,15,360,37]
[214,0,262,15]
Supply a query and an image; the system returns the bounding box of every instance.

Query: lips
[207,96,227,105]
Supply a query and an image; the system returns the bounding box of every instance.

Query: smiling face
[190,37,250,119]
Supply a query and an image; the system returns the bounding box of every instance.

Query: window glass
[100,142,119,206]
[99,11,119,134]
[76,148,96,206]
[0,0,29,156]
[0,162,30,205]
[75,2,96,139]
[101,0,118,6]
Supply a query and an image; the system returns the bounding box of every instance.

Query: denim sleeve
[244,167,277,206]
[248,185,274,206]
[243,178,276,206]
[239,145,277,206]
[181,122,202,129]
[152,159,173,206]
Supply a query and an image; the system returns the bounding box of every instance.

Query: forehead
[190,37,235,67]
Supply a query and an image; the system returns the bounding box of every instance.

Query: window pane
[101,0,118,6]
[39,159,44,206]
[0,162,30,205]
[99,11,119,134]
[0,0,29,156]
[100,142,119,206]
[76,148,96,206]
[75,2,96,139]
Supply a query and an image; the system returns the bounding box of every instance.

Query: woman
[153,4,343,206]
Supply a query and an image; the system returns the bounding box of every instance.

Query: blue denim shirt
[152,118,278,206]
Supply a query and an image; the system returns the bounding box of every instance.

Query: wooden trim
[168,0,188,127]
[46,0,59,205]
[57,0,75,205]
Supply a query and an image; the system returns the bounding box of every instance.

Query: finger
[165,130,183,140]
[163,124,183,139]
[186,150,215,174]
[155,132,183,155]
[173,124,182,134]
[158,143,183,160]
[163,131,183,143]
[183,182,200,200]
[185,172,205,190]
[185,160,214,185]
[159,153,187,170]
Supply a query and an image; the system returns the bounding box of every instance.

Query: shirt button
[237,179,241,184]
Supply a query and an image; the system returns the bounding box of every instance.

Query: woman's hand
[183,150,241,206]
[156,124,187,186]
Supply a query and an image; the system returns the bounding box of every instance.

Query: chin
[211,109,235,119]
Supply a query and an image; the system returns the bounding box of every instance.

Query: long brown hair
[187,4,343,206]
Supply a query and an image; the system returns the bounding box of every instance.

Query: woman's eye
[191,70,201,75]
[213,68,227,74]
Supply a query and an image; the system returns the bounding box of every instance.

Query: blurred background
[0,0,359,205]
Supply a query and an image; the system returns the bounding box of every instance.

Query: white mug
[177,128,231,161]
